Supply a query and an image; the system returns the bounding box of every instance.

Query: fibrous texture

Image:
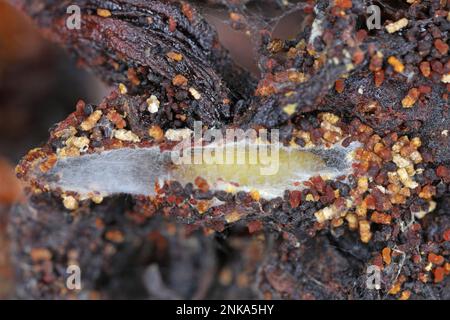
[10,0,450,299]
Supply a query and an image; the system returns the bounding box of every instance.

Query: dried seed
[146,95,160,113]
[188,87,201,100]
[382,247,392,265]
[165,128,192,141]
[442,73,450,83]
[420,61,431,77]
[118,83,128,94]
[166,51,183,61]
[225,211,241,224]
[80,110,102,131]
[388,56,405,73]
[428,253,444,265]
[114,129,140,142]
[172,74,188,86]
[148,125,164,141]
[371,212,392,225]
[283,103,297,116]
[62,195,78,210]
[401,88,420,108]
[97,8,112,18]
[359,220,372,243]
[385,18,408,33]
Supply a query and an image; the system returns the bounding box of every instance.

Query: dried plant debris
[11,0,255,127]
[9,0,450,299]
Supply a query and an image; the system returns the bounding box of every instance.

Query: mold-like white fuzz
[35,142,360,200]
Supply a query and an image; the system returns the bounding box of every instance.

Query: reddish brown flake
[374,70,384,87]
[436,165,450,181]
[75,99,86,114]
[418,85,432,94]
[335,79,345,93]
[334,0,352,9]
[127,68,140,86]
[372,253,383,269]
[247,220,263,234]
[194,176,209,193]
[377,147,392,161]
[181,2,194,22]
[401,88,420,108]
[352,49,364,65]
[431,60,444,74]
[420,61,431,77]
[428,253,444,266]
[148,125,164,142]
[289,190,302,208]
[443,229,450,242]
[166,195,177,204]
[310,176,326,193]
[105,230,124,243]
[107,110,126,129]
[168,16,177,32]
[371,211,392,225]
[419,185,436,200]
[355,30,367,42]
[256,85,276,97]
[433,267,445,283]
[38,154,57,173]
[413,254,422,264]
[382,247,392,265]
[434,39,449,55]
[172,74,188,86]
[197,201,209,214]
